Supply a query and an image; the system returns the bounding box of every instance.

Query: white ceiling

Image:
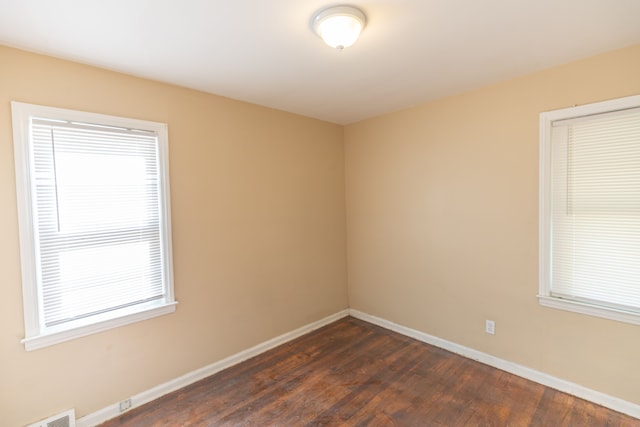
[0,1,639,124]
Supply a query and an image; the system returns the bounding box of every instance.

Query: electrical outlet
[119,398,132,412]
[485,320,495,335]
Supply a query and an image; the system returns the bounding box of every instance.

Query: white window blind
[540,95,640,324]
[551,108,640,310]
[12,102,175,350]
[33,119,166,326]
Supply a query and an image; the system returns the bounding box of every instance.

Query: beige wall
[345,44,640,405]
[3,41,640,426]
[0,45,347,426]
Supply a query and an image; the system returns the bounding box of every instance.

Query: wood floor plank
[99,317,640,426]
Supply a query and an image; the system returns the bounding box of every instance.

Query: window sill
[22,300,177,351]
[538,295,640,326]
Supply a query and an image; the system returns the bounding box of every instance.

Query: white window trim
[12,102,176,351]
[539,94,640,325]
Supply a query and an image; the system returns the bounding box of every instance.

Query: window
[539,95,640,324]
[12,102,176,350]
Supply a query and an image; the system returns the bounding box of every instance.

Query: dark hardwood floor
[100,317,639,426]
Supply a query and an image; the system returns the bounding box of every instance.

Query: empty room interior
[1,1,640,426]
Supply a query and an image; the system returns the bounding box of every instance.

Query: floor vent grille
[28,409,76,427]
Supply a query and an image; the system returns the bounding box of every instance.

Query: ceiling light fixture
[312,5,366,51]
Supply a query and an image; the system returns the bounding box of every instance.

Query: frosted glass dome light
[312,5,366,50]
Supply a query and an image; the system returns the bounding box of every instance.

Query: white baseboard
[77,309,350,427]
[348,308,640,420]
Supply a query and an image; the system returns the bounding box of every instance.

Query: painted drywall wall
[3,40,639,425]
[0,45,347,426]
[345,44,640,405]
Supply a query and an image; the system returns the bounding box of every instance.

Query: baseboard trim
[348,308,640,420]
[77,309,350,427]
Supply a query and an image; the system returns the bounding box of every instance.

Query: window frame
[539,94,640,325]
[12,101,176,351]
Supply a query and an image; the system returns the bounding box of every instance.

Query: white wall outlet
[485,320,495,335]
[119,398,132,412]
